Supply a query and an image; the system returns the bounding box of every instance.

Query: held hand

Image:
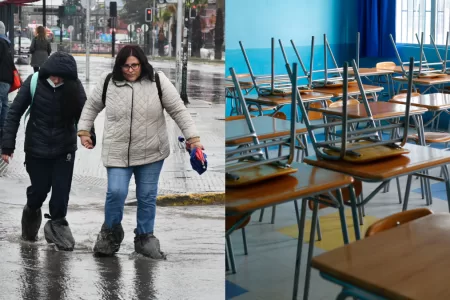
[1,153,13,164]
[190,141,204,150]
[186,141,204,152]
[80,136,94,149]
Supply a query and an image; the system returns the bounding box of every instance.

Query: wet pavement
[0,57,225,299]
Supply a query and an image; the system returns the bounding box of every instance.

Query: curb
[125,192,225,207]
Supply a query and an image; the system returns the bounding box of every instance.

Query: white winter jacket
[77,71,199,167]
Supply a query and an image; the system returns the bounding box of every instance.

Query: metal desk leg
[336,189,350,244]
[292,198,307,300]
[348,185,361,240]
[226,235,236,274]
[441,165,450,212]
[303,200,319,300]
[402,175,413,211]
[396,177,402,204]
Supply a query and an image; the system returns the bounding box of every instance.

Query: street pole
[180,1,189,105]
[175,0,183,92]
[86,0,90,81]
[152,0,155,57]
[112,19,115,58]
[43,0,46,27]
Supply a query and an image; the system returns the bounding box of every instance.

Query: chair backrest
[328,99,360,108]
[226,67,298,173]
[391,92,421,101]
[308,100,333,121]
[376,61,396,70]
[286,57,415,162]
[271,111,287,120]
[365,208,433,237]
[226,215,251,231]
[239,39,295,96]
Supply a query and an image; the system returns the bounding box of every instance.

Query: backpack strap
[24,72,39,124]
[102,73,113,106]
[155,71,163,104]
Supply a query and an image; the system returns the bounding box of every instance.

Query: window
[396,0,450,45]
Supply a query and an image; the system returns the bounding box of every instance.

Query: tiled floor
[225,149,450,299]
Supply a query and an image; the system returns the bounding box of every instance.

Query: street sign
[64,5,77,16]
[141,24,149,32]
[90,26,95,33]
[127,24,135,32]
[67,25,74,33]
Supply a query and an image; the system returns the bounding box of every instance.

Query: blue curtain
[358,0,396,57]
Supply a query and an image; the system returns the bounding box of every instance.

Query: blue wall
[225,0,358,77]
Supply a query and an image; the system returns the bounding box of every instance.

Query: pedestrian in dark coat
[30,26,51,73]
[1,51,95,251]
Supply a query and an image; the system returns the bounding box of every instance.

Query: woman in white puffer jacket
[77,45,203,259]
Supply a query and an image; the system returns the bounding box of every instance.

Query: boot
[44,217,75,251]
[93,223,124,256]
[134,229,166,260]
[21,205,42,241]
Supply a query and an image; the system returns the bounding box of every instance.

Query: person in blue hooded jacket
[0,21,15,148]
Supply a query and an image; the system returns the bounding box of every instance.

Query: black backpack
[101,72,163,106]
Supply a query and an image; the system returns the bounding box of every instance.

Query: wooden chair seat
[226,163,298,187]
[322,141,410,163]
[308,180,363,210]
[226,215,251,231]
[408,132,450,144]
[391,92,421,100]
[376,61,396,70]
[249,106,277,112]
[365,208,433,237]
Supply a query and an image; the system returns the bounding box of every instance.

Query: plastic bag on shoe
[93,223,124,256]
[134,230,167,260]
[43,215,75,251]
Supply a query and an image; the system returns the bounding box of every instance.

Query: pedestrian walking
[30,26,52,73]
[1,51,94,251]
[77,45,203,259]
[0,21,15,148]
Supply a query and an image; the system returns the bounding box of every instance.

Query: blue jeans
[105,160,164,235]
[0,82,10,130]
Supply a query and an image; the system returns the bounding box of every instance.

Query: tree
[120,0,149,24]
[214,8,223,60]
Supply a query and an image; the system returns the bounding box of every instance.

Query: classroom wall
[225,0,358,77]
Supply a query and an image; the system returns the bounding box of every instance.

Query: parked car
[14,37,32,55]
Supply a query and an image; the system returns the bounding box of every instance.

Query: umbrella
[178,136,207,175]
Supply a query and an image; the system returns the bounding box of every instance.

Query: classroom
[225,0,450,299]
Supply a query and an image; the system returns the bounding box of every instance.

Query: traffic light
[107,18,112,28]
[190,5,197,18]
[57,19,61,27]
[58,6,64,18]
[145,8,152,22]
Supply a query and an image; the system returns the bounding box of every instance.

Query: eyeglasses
[122,63,141,71]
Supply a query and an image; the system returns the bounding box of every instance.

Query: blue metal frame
[319,272,388,300]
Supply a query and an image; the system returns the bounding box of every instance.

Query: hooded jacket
[0,21,14,85]
[2,52,88,158]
